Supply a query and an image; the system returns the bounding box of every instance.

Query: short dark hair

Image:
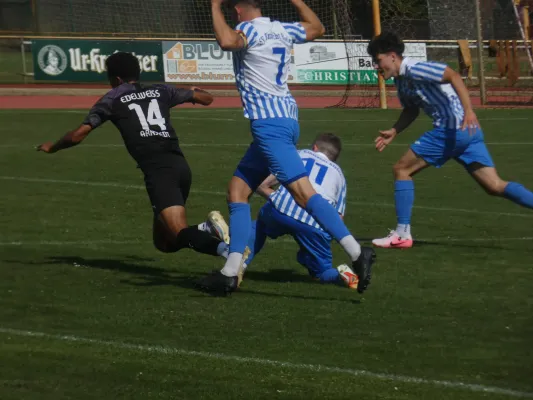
[313,133,342,162]
[105,52,140,82]
[226,0,261,9]
[367,32,405,61]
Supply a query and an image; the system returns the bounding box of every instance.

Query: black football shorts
[142,154,192,215]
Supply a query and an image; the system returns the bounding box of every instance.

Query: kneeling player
[205,133,375,294]
[37,52,227,258]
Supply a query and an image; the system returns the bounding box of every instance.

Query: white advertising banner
[163,40,427,85]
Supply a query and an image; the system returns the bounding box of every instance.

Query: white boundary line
[0,327,531,398]
[1,176,531,219]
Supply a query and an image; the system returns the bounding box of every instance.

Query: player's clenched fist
[211,0,225,6]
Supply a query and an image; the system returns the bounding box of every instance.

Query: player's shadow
[45,256,172,277]
[7,257,360,302]
[6,256,203,292]
[127,271,360,304]
[238,287,361,304]
[243,268,314,284]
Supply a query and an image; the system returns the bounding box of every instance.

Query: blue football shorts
[410,126,495,168]
[234,118,308,190]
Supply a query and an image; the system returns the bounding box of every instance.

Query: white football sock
[396,224,411,238]
[217,242,229,258]
[339,235,361,262]
[220,252,243,277]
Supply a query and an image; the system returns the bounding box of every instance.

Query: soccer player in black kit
[37,52,228,259]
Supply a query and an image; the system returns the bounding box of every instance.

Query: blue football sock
[228,202,251,254]
[503,182,533,209]
[305,194,350,241]
[395,180,415,225]
[244,220,267,267]
[316,268,340,283]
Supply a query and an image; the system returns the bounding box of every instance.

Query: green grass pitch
[0,108,532,399]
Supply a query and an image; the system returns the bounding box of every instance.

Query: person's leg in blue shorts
[373,127,451,248]
[293,229,340,284]
[197,118,374,294]
[454,128,533,211]
[373,126,533,249]
[241,119,372,276]
[245,203,342,284]
[251,119,371,275]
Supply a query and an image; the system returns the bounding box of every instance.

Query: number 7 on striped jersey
[272,47,286,86]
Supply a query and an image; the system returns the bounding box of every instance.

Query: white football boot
[207,210,249,287]
[336,264,359,290]
[372,230,413,249]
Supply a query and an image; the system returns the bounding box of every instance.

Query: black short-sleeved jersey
[83,83,194,168]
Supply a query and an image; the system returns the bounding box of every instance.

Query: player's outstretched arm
[392,106,419,135]
[291,0,325,41]
[191,87,214,106]
[37,124,93,154]
[442,67,479,135]
[211,0,245,51]
[375,106,419,152]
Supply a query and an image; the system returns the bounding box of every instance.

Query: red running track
[0,95,398,109]
[0,95,530,109]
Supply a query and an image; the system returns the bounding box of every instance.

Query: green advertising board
[32,40,164,82]
[296,69,394,85]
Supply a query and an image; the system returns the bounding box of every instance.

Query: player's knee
[162,221,188,237]
[226,185,250,203]
[393,162,409,179]
[226,187,239,203]
[484,179,508,196]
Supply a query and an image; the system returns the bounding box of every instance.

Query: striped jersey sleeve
[405,61,447,83]
[235,21,260,48]
[336,180,347,216]
[281,22,307,44]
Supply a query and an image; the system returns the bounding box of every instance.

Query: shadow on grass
[9,256,360,303]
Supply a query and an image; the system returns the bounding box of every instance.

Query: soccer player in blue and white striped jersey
[367,32,533,249]
[206,134,363,291]
[197,0,375,295]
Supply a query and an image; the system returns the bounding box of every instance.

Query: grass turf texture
[0,108,532,399]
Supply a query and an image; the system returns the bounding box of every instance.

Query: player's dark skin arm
[191,88,214,106]
[37,124,93,153]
